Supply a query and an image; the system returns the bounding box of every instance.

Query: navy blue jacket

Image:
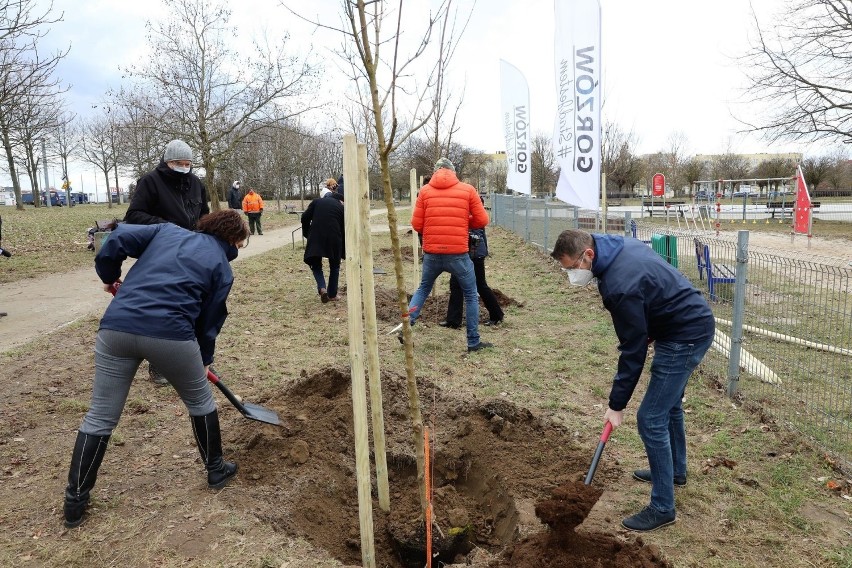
[591,234,715,411]
[95,223,238,365]
[469,227,488,258]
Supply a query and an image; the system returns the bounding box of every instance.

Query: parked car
[21,191,64,206]
[769,191,793,200]
[731,190,758,199]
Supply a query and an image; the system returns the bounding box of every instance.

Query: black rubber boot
[190,410,238,489]
[64,432,110,528]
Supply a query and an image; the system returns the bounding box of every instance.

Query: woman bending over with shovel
[62,209,249,529]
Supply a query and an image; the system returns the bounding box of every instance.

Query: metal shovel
[108,283,281,426]
[584,421,613,485]
[206,369,281,426]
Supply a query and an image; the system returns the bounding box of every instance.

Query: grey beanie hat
[434,157,455,172]
[163,139,193,162]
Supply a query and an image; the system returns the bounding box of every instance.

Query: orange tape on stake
[424,426,432,568]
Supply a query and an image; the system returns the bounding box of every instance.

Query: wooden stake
[424,426,432,568]
[410,168,420,285]
[343,134,376,568]
[357,142,390,511]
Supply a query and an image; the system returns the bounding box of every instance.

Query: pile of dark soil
[228,367,671,567]
[373,285,522,325]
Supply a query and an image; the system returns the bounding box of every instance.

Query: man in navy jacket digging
[551,229,715,532]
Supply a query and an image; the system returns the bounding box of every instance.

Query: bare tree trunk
[104,170,113,209]
[25,143,41,208]
[359,31,426,514]
[0,126,25,211]
[113,164,121,205]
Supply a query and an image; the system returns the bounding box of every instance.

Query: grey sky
[10,0,815,194]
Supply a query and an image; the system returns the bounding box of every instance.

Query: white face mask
[566,268,594,287]
[171,165,190,174]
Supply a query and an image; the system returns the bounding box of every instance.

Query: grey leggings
[80,329,216,436]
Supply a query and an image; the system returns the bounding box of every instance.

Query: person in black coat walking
[301,192,344,303]
[440,226,504,328]
[227,181,243,210]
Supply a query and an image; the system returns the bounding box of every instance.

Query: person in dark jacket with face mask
[125,139,211,385]
[62,210,249,529]
[227,181,243,210]
[125,139,210,230]
[551,229,715,533]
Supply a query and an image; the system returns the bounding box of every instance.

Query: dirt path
[0,208,405,354]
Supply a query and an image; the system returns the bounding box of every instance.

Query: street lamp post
[41,138,51,208]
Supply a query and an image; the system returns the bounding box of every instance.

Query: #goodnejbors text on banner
[553,0,601,210]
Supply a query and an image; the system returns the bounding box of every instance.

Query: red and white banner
[553,0,602,210]
[793,164,812,235]
[500,60,531,195]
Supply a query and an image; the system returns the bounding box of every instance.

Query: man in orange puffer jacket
[405,158,493,353]
[241,187,264,235]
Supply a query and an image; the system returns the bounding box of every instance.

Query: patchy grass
[0,201,306,284]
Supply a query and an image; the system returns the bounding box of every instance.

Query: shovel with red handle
[108,281,281,426]
[584,421,613,485]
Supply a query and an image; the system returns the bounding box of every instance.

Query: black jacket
[125,161,210,230]
[301,194,344,264]
[227,186,242,209]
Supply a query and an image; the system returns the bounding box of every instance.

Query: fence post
[543,202,550,253]
[623,211,632,238]
[726,230,750,397]
[511,195,516,234]
[572,206,580,229]
[525,194,531,244]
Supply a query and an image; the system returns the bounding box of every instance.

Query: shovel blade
[240,401,281,426]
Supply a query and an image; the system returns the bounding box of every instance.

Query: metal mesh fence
[492,193,852,472]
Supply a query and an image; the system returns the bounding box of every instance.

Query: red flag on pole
[793,165,812,236]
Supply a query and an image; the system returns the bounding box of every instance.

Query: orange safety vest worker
[242,190,264,213]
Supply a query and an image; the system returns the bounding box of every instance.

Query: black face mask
[226,243,239,261]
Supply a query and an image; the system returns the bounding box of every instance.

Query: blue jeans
[637,337,713,513]
[408,253,481,348]
[307,257,340,298]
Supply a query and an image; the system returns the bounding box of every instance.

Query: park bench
[766,200,820,219]
[694,238,735,301]
[642,200,686,217]
[607,199,623,207]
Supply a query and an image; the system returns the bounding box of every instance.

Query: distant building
[1,187,15,206]
[463,151,509,194]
